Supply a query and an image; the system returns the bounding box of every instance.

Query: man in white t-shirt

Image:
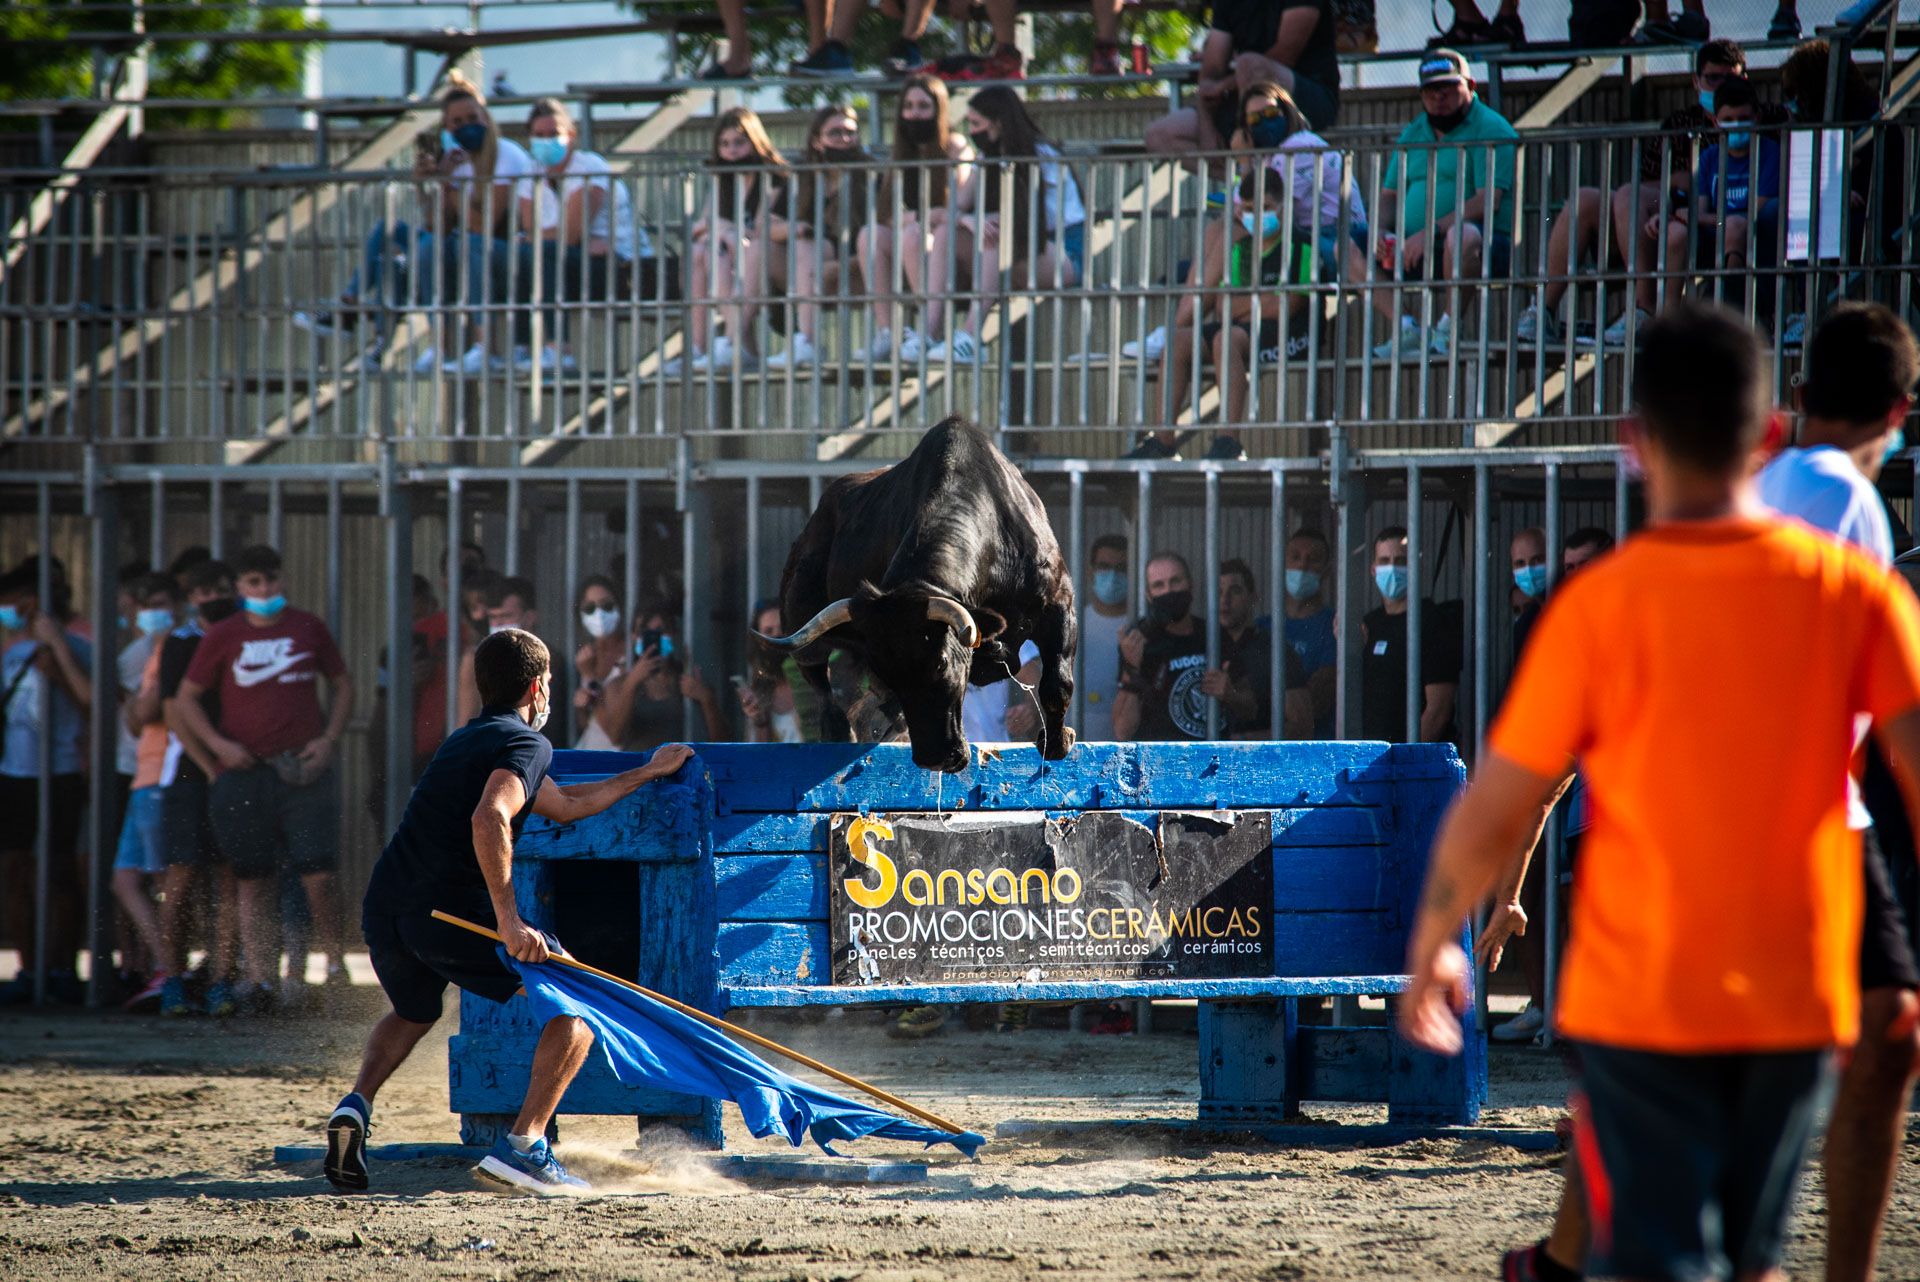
[1078,535,1129,741]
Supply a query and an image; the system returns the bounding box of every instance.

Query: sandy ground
[2,992,1917,1282]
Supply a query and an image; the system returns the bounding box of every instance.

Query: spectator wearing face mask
[458,576,539,726]
[1360,526,1462,744]
[110,573,182,1007]
[1279,527,1337,737]
[154,560,241,1016]
[1078,535,1130,742]
[1112,552,1210,742]
[1509,525,1548,659]
[0,558,94,1006]
[174,545,353,1015]
[573,575,627,751]
[592,605,728,752]
[1202,559,1311,739]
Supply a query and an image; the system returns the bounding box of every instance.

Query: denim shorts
[113,784,166,874]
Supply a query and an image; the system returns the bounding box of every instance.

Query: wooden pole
[430,909,970,1139]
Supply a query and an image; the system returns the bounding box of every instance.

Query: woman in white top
[293,72,541,378]
[517,98,679,377]
[853,73,974,361]
[571,574,629,750]
[671,108,788,374]
[907,86,1085,367]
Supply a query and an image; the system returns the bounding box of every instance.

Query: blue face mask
[635,634,674,659]
[1513,564,1549,600]
[529,137,569,168]
[1240,210,1283,240]
[1723,126,1752,153]
[1248,115,1288,149]
[1698,88,1716,113]
[242,593,286,618]
[449,122,489,153]
[136,608,174,636]
[0,606,22,631]
[440,128,458,155]
[1285,568,1321,600]
[1091,569,1128,607]
[1374,565,1409,601]
[1884,428,1907,464]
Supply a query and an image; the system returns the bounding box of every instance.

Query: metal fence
[0,447,1654,1016]
[5,118,1915,454]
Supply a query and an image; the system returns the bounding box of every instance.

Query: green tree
[652,3,1198,101]
[1,1,321,129]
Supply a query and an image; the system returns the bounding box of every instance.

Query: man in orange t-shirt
[1401,302,1920,1282]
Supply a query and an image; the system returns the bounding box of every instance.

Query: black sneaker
[326,1092,371,1191]
[1124,435,1182,461]
[1489,11,1527,45]
[791,40,855,76]
[698,59,752,82]
[240,982,276,1018]
[882,38,924,77]
[1204,434,1247,461]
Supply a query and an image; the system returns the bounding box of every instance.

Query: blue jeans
[351,220,516,333]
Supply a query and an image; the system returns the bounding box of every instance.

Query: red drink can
[1130,38,1149,75]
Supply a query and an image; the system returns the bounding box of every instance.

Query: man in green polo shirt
[1370,48,1518,361]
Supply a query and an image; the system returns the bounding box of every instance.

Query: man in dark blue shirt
[325,627,691,1194]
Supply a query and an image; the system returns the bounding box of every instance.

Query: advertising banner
[829,810,1272,985]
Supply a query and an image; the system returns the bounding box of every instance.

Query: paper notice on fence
[1786,128,1846,262]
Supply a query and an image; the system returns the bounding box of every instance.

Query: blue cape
[505,950,986,1159]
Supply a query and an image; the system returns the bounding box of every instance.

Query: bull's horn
[754,597,854,650]
[926,596,980,649]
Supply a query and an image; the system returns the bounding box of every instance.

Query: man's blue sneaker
[204,980,238,1018]
[325,1092,371,1191]
[159,975,194,1016]
[477,1137,591,1193]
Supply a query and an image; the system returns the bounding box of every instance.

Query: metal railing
[3,122,1916,455]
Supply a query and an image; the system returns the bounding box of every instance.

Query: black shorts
[161,771,224,868]
[1572,1042,1835,1280]
[0,772,88,857]
[208,764,340,880]
[362,905,522,1024]
[1860,827,1919,991]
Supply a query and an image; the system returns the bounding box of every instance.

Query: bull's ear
[973,608,1008,641]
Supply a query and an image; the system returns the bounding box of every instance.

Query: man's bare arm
[530,743,695,825]
[1400,752,1563,1054]
[472,768,548,963]
[1477,770,1577,970]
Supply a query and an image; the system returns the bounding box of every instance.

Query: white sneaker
[1491,1004,1545,1044]
[1371,317,1424,361]
[291,310,347,339]
[1121,325,1168,362]
[858,326,894,362]
[927,330,981,366]
[444,343,504,377]
[899,329,928,363]
[1516,303,1562,347]
[1427,313,1455,359]
[691,334,758,372]
[1602,307,1651,351]
[351,343,386,373]
[411,346,439,375]
[765,331,818,370]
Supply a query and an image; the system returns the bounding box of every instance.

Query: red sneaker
[1089,41,1124,76]
[946,43,1024,81]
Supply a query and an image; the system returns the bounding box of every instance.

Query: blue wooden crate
[447,740,1484,1147]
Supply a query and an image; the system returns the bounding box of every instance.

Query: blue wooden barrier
[448,741,1484,1148]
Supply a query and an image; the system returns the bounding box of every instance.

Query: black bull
[756,416,1077,773]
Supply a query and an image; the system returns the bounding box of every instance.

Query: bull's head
[757,582,1006,773]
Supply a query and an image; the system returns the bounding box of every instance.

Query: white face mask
[581,606,620,639]
[527,676,551,733]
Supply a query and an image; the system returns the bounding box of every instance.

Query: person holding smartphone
[587,605,727,750]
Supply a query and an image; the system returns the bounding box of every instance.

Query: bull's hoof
[1043,726,1076,760]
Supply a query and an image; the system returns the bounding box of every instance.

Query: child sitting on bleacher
[852,73,976,364]
[758,107,876,372]
[511,97,679,379]
[901,86,1085,368]
[669,108,789,375]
